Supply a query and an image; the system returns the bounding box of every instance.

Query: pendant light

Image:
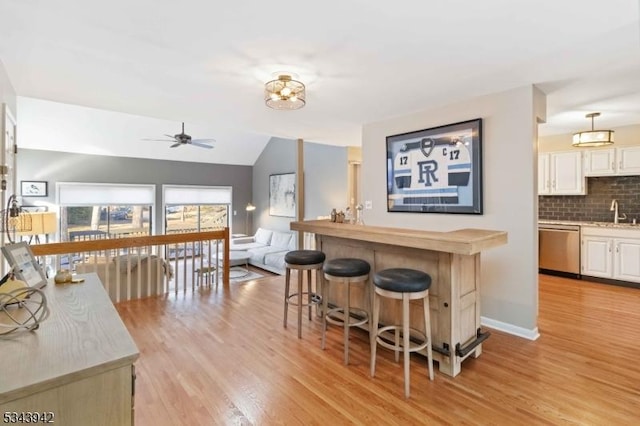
[572,112,614,147]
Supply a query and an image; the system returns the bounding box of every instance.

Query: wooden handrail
[31,228,231,289]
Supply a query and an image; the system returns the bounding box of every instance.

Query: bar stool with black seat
[321,258,371,365]
[284,250,326,338]
[370,268,434,398]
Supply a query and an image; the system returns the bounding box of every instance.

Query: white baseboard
[481,316,540,341]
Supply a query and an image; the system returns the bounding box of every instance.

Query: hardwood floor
[116,273,640,425]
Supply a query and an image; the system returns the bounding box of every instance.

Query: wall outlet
[365,201,372,210]
[233,210,237,216]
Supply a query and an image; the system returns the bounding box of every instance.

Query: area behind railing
[31,229,230,303]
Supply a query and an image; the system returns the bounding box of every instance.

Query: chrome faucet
[610,199,627,224]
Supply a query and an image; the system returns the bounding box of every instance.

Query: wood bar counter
[0,273,139,425]
[290,220,507,377]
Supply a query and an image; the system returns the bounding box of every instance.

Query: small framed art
[20,181,48,197]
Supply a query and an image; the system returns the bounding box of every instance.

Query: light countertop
[539,219,640,229]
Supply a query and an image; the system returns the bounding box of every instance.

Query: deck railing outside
[31,229,230,303]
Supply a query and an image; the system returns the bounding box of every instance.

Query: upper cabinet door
[550,151,585,195]
[538,153,551,195]
[584,148,616,176]
[617,146,640,175]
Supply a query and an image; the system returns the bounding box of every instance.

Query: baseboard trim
[481,316,540,341]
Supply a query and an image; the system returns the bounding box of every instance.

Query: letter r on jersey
[417,160,438,186]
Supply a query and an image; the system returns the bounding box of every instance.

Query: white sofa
[230,228,296,275]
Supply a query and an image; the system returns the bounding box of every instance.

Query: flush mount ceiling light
[572,112,614,147]
[264,73,306,110]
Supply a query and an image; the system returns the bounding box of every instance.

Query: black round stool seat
[323,258,371,277]
[285,250,326,266]
[373,268,431,293]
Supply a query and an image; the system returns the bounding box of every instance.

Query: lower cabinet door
[582,236,613,278]
[613,238,640,283]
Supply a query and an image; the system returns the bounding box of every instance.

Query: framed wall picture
[269,173,296,217]
[20,181,48,197]
[386,118,483,214]
[1,242,48,289]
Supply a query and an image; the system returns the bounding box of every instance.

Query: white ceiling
[1,0,639,163]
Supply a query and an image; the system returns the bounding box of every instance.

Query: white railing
[31,229,230,303]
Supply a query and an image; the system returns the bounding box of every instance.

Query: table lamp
[18,212,57,244]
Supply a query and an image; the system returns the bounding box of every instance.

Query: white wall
[361,85,545,337]
[0,59,16,113]
[16,97,269,166]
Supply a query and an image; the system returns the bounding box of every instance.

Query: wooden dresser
[0,273,139,425]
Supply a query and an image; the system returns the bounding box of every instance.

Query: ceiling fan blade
[170,142,182,148]
[191,138,216,144]
[164,134,177,139]
[142,138,176,142]
[190,141,214,149]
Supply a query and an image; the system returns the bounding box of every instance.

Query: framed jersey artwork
[386,118,483,214]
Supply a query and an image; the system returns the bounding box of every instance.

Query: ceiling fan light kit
[264,74,306,110]
[572,112,614,147]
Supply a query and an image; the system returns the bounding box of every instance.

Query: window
[163,185,232,234]
[57,183,155,241]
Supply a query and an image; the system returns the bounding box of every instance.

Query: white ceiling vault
[1,0,639,164]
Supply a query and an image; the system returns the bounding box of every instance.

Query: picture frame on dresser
[1,242,48,289]
[386,118,483,214]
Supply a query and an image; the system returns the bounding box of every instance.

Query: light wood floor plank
[116,272,640,425]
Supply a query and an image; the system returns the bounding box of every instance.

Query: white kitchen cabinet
[617,146,640,175]
[584,148,616,176]
[581,227,640,283]
[613,238,640,282]
[538,151,585,195]
[581,236,613,278]
[583,146,640,176]
[538,153,551,195]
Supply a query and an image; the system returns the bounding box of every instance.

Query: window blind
[163,185,232,205]
[57,183,155,206]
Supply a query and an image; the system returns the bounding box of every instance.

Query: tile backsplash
[539,176,640,223]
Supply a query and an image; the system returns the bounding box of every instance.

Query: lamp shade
[18,212,57,236]
[572,112,614,147]
[246,203,256,212]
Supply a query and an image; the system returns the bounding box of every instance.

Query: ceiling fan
[143,122,215,149]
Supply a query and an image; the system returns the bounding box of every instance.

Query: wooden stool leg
[316,269,323,318]
[307,269,313,320]
[344,282,350,365]
[370,291,380,377]
[283,268,291,329]
[403,293,410,398]
[321,276,329,350]
[297,270,303,339]
[423,293,434,380]
[394,299,400,363]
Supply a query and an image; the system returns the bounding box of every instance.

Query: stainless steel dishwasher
[539,223,580,275]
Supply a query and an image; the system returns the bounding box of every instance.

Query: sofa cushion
[271,231,293,249]
[254,228,273,245]
[264,251,286,271]
[230,241,266,251]
[288,234,297,250]
[248,246,287,264]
